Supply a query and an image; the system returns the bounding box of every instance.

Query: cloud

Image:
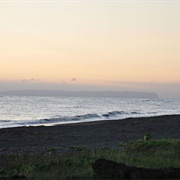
[61,80,67,84]
[71,78,77,82]
[21,78,35,82]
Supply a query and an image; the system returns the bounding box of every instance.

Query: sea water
[0,96,180,128]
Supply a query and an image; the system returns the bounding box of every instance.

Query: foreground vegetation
[0,138,180,179]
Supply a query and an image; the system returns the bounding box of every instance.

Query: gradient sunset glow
[0,1,180,98]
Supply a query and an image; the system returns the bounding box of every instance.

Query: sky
[0,0,180,98]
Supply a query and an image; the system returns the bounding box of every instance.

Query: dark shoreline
[0,115,180,154]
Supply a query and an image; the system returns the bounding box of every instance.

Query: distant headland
[0,90,158,99]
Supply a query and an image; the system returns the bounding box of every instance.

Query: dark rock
[0,175,27,180]
[92,159,129,179]
[92,159,180,179]
[0,177,8,179]
[9,175,27,179]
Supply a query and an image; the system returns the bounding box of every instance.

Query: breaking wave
[102,111,127,117]
[6,110,143,127]
[1,96,180,128]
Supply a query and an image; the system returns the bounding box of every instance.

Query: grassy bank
[0,138,180,179]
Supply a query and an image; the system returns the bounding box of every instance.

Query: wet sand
[0,115,179,154]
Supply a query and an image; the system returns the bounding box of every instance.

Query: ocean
[0,96,180,128]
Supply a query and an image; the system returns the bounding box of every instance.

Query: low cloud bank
[0,80,179,98]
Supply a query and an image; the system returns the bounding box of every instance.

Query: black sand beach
[0,115,179,154]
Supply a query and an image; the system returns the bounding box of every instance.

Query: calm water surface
[0,96,180,128]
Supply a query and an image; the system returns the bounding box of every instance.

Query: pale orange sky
[0,1,180,98]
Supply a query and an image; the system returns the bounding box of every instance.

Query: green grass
[70,145,88,152]
[122,138,180,168]
[0,139,180,179]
